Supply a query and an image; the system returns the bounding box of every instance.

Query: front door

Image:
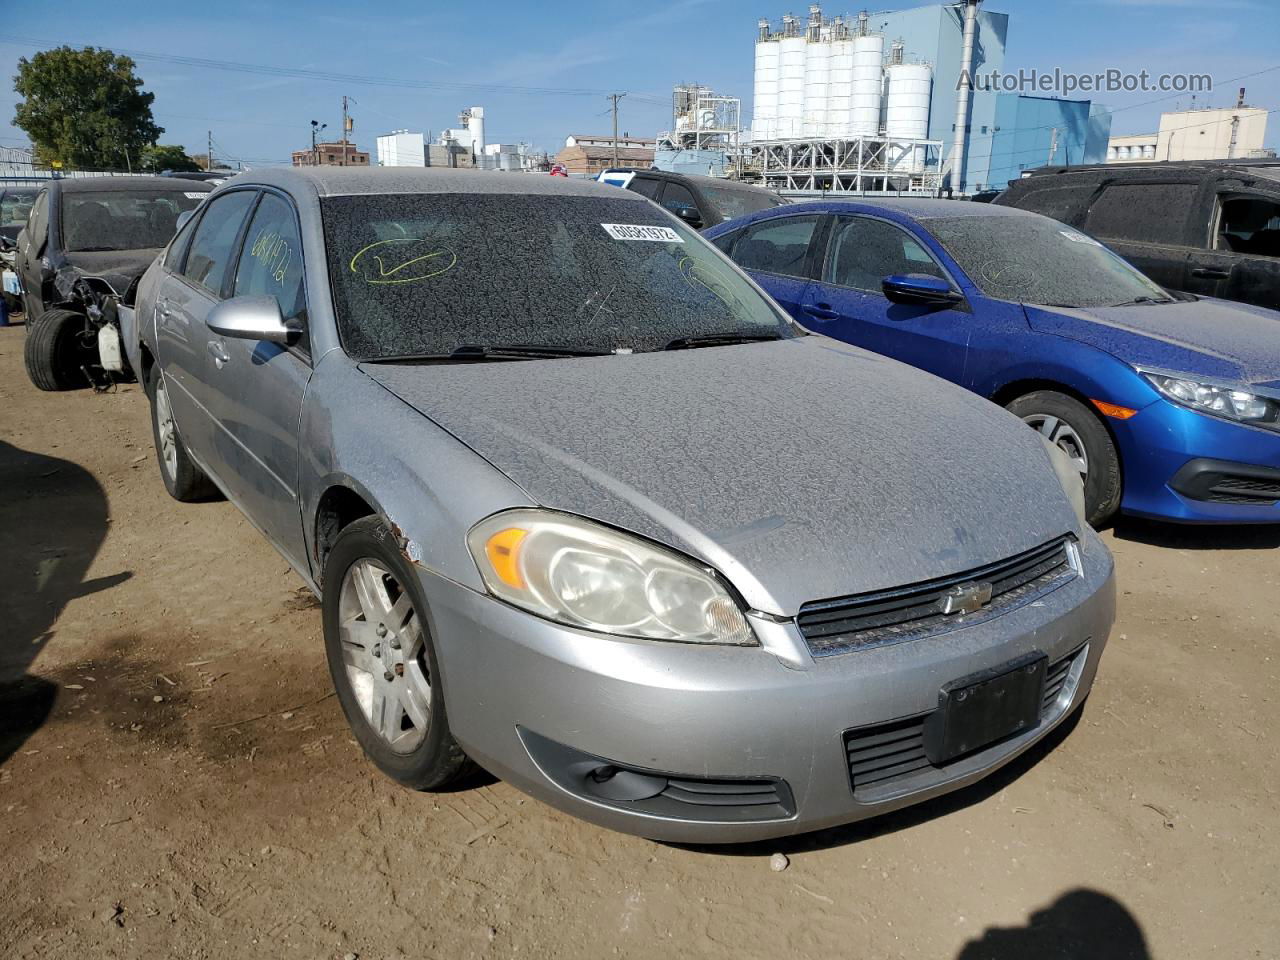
[1188,193,1280,310]
[801,215,970,386]
[201,190,311,568]
[15,188,49,315]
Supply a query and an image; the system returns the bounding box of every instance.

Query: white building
[376,130,425,167]
[1109,106,1269,163]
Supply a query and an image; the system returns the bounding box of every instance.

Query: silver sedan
[127,167,1114,842]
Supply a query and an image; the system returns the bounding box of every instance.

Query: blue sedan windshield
[923,215,1172,308]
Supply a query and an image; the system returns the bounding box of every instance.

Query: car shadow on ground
[1111,517,1280,550]
[0,439,127,767]
[670,705,1084,857]
[954,888,1150,960]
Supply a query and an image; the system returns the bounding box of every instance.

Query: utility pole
[342,96,351,167]
[609,93,626,167]
[207,130,213,171]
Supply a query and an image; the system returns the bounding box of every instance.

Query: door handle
[155,299,171,320]
[802,303,840,321]
[1191,267,1230,280]
[206,340,230,368]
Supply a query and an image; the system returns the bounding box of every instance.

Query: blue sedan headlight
[1142,372,1280,428]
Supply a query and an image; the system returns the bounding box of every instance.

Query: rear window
[698,183,784,221]
[61,190,206,252]
[321,193,793,360]
[1084,182,1198,245]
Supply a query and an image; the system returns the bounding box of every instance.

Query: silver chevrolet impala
[128,168,1115,843]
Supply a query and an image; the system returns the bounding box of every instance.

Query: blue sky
[1,0,1276,167]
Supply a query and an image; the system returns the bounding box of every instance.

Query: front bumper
[419,532,1116,843]
[1116,399,1280,523]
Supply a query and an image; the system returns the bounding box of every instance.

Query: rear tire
[23,309,91,391]
[146,364,220,502]
[1005,390,1122,527]
[323,515,471,791]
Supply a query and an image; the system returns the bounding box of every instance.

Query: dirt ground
[1,321,1278,960]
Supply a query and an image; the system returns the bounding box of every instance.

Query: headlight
[1143,372,1279,427]
[467,509,755,645]
[1039,437,1087,529]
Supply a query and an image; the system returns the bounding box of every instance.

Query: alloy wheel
[336,559,432,753]
[154,377,179,480]
[1022,413,1089,481]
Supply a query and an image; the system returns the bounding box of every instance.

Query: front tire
[323,516,470,790]
[1005,390,1122,527]
[23,309,91,391]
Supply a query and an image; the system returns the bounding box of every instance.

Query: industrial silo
[753,20,780,140]
[827,19,855,139]
[850,34,885,137]
[885,62,933,171]
[803,6,831,138]
[777,16,806,139]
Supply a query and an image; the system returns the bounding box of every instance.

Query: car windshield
[1,189,37,230]
[61,190,206,252]
[698,182,785,221]
[322,193,795,360]
[923,214,1172,308]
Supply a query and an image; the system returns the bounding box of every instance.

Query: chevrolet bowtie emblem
[939,581,994,616]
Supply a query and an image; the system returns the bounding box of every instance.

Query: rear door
[154,188,259,473]
[1081,178,1199,291]
[800,214,969,384]
[1193,190,1280,310]
[201,190,312,567]
[719,213,822,316]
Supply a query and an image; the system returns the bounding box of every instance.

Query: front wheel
[23,309,92,391]
[1005,390,1122,527]
[323,516,471,790]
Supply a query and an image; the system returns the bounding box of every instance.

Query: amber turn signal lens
[1091,399,1138,420]
[485,528,528,588]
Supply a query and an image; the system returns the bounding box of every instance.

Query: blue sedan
[706,199,1280,526]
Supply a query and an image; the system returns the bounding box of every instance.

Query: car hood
[1025,299,1280,390]
[55,250,163,297]
[363,337,1078,616]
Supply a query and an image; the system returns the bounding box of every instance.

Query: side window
[1007,181,1096,226]
[660,182,698,214]
[27,190,49,248]
[1084,182,1197,245]
[731,215,820,278]
[1217,196,1280,258]
[824,217,948,292]
[628,177,662,200]
[182,190,257,296]
[711,228,741,255]
[233,193,308,337]
[165,208,200,269]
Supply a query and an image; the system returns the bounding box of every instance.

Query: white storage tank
[885,62,932,172]
[827,31,855,139]
[753,23,779,141]
[803,39,831,137]
[850,34,884,137]
[777,30,807,140]
[1140,144,1156,159]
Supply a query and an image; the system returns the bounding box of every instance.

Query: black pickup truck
[995,160,1280,312]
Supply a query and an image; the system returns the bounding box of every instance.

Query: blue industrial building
[866,3,1112,192]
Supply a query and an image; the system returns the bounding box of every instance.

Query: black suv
[605,169,785,230]
[995,160,1280,311]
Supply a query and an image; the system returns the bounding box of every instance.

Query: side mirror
[882,273,964,306]
[671,204,704,229]
[206,294,292,343]
[175,210,195,233]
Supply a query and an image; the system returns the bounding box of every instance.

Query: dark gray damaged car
[126,167,1115,842]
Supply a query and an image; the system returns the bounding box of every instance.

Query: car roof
[779,197,1043,220]
[234,166,648,201]
[633,170,774,193]
[1016,160,1280,185]
[50,176,213,194]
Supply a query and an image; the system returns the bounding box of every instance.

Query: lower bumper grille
[843,645,1087,799]
[1170,458,1280,507]
[798,536,1078,656]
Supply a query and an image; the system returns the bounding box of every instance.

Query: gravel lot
[1,322,1277,959]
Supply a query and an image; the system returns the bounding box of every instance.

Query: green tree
[13,46,163,170]
[140,143,200,172]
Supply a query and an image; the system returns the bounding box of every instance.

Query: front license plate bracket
[922,652,1047,765]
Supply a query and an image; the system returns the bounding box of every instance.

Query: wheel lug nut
[390,637,401,650]
[394,663,404,677]
[371,644,380,658]
[376,623,387,638]
[384,670,395,682]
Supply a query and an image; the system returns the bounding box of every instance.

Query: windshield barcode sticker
[184,192,208,200]
[601,223,684,243]
[1060,229,1102,246]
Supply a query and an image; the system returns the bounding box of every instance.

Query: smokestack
[948,0,981,194]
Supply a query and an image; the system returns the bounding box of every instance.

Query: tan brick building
[552,134,656,176]
[292,141,370,167]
